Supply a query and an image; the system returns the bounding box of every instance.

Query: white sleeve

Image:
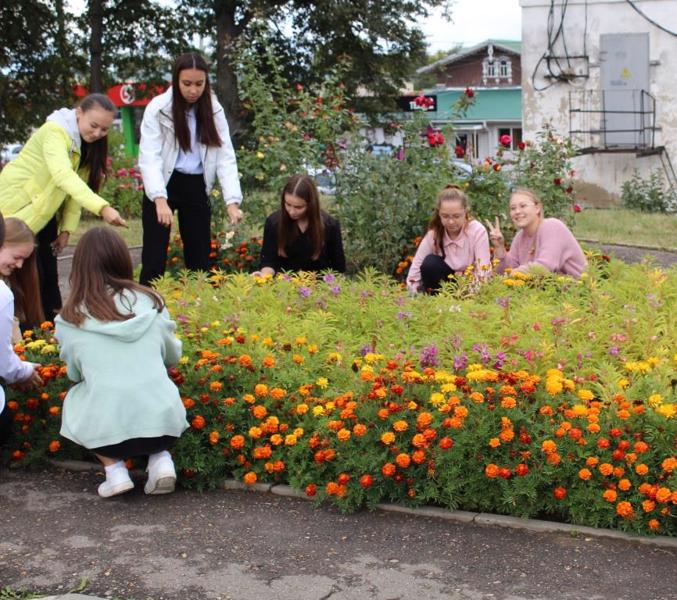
[213,103,243,205]
[138,99,169,201]
[0,292,34,384]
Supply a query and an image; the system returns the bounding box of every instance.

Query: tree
[0,0,78,144]
[190,0,452,136]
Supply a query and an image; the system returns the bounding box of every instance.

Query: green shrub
[621,169,677,213]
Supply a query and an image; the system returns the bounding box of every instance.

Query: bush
[4,261,676,537]
[621,170,677,213]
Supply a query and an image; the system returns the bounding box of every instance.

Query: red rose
[499,134,511,147]
[464,87,474,98]
[518,141,526,150]
[553,177,562,186]
[454,145,465,158]
[414,94,426,107]
[573,203,582,213]
[295,83,303,91]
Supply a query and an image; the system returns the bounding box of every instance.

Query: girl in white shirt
[0,215,43,446]
[138,52,244,285]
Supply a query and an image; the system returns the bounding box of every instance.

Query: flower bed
[3,261,676,536]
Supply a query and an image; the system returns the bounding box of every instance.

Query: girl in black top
[254,174,346,276]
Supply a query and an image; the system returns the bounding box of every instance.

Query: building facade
[520,0,677,203]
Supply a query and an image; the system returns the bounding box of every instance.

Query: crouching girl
[55,228,187,498]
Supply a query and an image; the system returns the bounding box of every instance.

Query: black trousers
[420,254,455,293]
[36,217,62,322]
[139,171,211,286]
[0,402,13,447]
[91,435,178,461]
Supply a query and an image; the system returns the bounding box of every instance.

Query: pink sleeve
[496,232,523,274]
[406,231,435,291]
[516,220,586,276]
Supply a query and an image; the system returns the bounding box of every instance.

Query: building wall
[435,52,522,88]
[520,0,677,202]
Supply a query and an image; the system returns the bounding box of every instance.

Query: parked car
[0,143,22,166]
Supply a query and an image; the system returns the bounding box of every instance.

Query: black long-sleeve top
[259,210,346,274]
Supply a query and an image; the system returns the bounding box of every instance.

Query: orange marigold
[602,489,617,503]
[541,440,557,455]
[635,463,649,476]
[616,501,634,519]
[655,487,671,503]
[484,463,499,478]
[618,479,632,491]
[648,519,660,531]
[243,471,258,485]
[598,462,613,476]
[230,434,245,449]
[251,405,267,419]
[353,423,367,437]
[382,463,396,477]
[380,431,396,445]
[337,428,351,442]
[393,420,409,432]
[578,468,592,481]
[395,453,411,468]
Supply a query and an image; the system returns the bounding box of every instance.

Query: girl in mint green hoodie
[55,227,187,498]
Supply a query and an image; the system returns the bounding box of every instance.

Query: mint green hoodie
[55,291,187,449]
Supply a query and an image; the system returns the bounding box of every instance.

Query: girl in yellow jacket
[0,93,127,320]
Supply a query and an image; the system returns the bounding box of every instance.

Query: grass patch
[573,208,677,250]
[70,216,144,248]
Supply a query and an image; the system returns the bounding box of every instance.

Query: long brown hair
[171,53,222,152]
[3,218,44,326]
[60,227,164,327]
[78,93,116,192]
[278,175,324,260]
[428,184,472,258]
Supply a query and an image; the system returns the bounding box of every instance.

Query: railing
[569,89,656,151]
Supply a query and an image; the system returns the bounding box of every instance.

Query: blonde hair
[510,188,543,215]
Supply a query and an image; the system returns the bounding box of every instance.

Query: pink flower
[573,203,582,213]
[499,134,511,147]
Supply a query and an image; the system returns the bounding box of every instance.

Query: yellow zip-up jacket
[0,111,109,234]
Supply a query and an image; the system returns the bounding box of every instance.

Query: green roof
[431,88,522,122]
[489,40,522,53]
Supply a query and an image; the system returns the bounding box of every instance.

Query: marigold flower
[392,420,408,433]
[243,471,257,485]
[230,434,245,449]
[484,463,500,478]
[305,483,317,497]
[648,519,660,531]
[337,428,351,442]
[500,396,516,409]
[553,486,567,500]
[488,437,501,449]
[254,384,269,397]
[655,487,671,503]
[380,431,396,445]
[541,440,557,455]
[191,415,206,430]
[284,434,298,446]
[616,501,634,519]
[618,478,631,492]
[602,489,617,502]
[208,431,220,445]
[251,405,267,419]
[642,499,656,512]
[395,453,411,468]
[412,433,427,448]
[262,355,276,368]
[438,437,454,450]
[359,474,373,488]
[499,429,514,443]
[382,462,396,477]
[578,468,592,481]
[598,463,613,476]
[48,440,60,453]
[662,457,677,473]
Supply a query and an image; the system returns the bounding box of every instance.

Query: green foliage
[4,260,677,537]
[508,124,578,227]
[99,131,142,219]
[621,169,677,214]
[236,45,359,192]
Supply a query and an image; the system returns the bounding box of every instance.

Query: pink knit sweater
[497,218,587,277]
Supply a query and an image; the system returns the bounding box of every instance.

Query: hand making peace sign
[484,216,505,248]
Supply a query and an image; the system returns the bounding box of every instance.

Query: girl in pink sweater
[407,184,491,293]
[487,188,587,277]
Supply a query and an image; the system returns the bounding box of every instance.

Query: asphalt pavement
[1,468,676,600]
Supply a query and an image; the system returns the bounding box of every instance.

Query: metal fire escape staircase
[569,89,676,191]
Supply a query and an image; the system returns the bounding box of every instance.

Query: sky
[422,0,522,53]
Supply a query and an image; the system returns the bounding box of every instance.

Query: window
[498,127,523,150]
[482,55,512,84]
[500,60,509,77]
[486,62,496,78]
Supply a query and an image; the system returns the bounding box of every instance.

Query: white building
[520,0,676,203]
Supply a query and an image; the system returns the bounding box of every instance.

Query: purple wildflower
[419,345,439,368]
[360,344,374,357]
[453,352,468,371]
[397,311,412,320]
[330,285,341,295]
[322,273,336,284]
[493,351,507,369]
[299,286,311,298]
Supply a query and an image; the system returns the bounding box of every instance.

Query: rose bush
[3,259,675,537]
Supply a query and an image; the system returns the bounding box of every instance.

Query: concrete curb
[40,596,108,600]
[47,466,677,549]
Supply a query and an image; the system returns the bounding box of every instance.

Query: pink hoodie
[497,218,587,277]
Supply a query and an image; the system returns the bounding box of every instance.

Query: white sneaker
[98,467,134,498]
[144,455,176,495]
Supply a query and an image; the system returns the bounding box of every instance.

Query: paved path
[1,469,675,600]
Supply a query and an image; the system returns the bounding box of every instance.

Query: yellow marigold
[469,392,484,403]
[430,392,445,407]
[243,394,255,404]
[248,426,262,439]
[254,384,269,397]
[392,420,409,432]
[312,405,324,417]
[308,344,318,354]
[284,434,298,446]
[363,352,384,364]
[441,382,457,393]
[270,434,283,446]
[648,394,663,407]
[336,428,351,442]
[293,354,305,365]
[326,352,342,364]
[571,403,588,416]
[656,403,675,419]
[208,431,220,445]
[295,403,309,415]
[316,377,329,389]
[545,378,563,395]
[295,336,307,346]
[262,336,273,346]
[381,431,396,445]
